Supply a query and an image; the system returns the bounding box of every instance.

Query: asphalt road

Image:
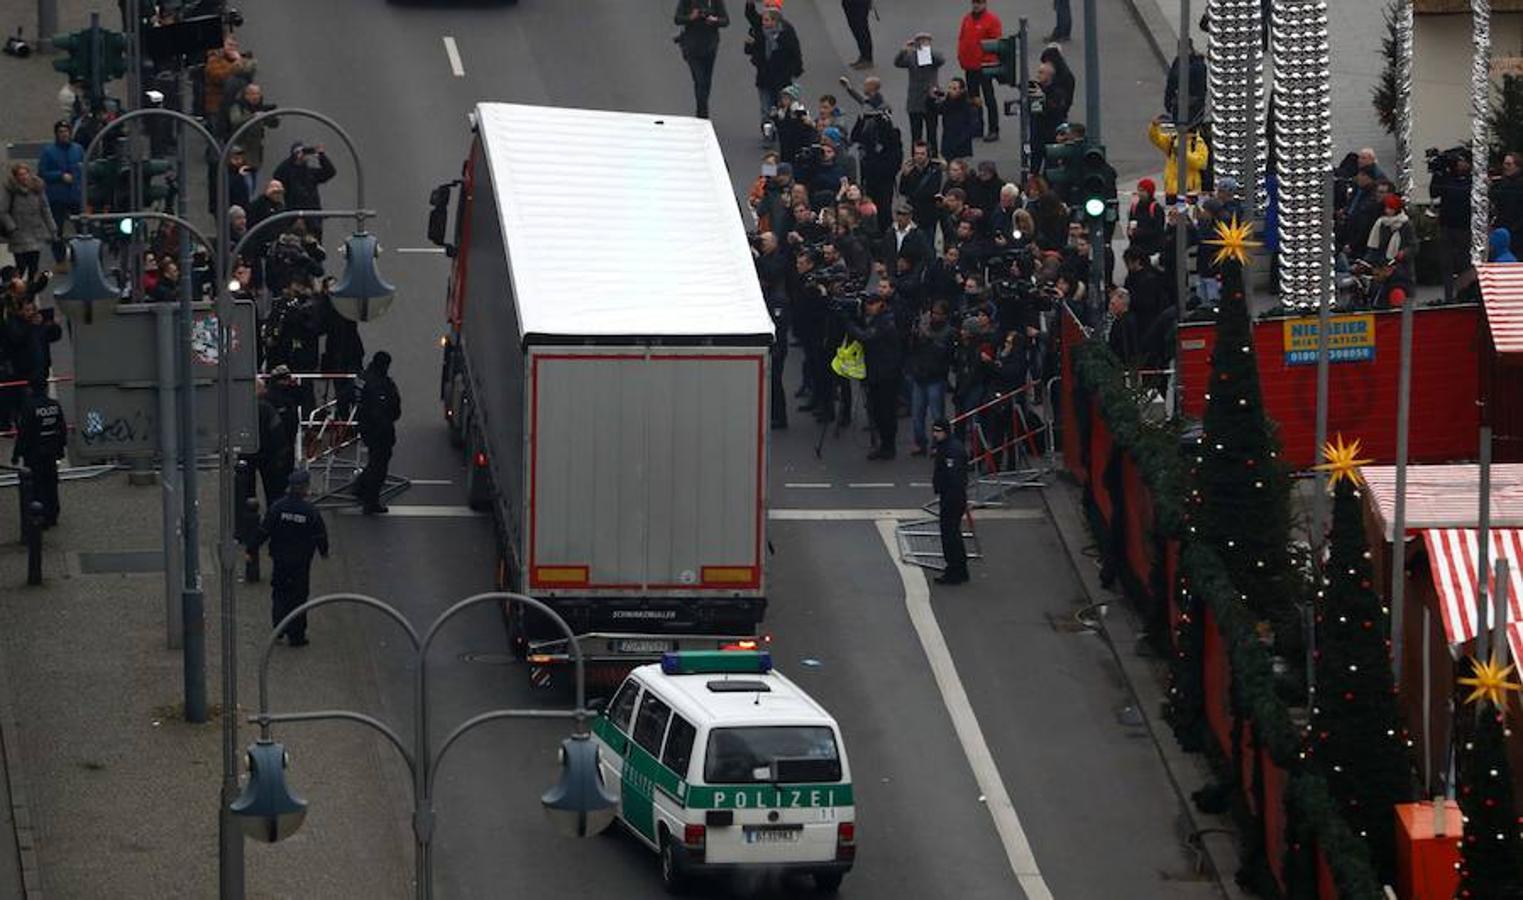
[239,1,1207,897]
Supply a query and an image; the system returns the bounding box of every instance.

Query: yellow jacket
[1147,121,1210,196]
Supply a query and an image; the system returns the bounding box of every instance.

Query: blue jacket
[38,140,83,207]
[1490,227,1518,263]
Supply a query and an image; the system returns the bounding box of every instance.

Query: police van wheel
[814,872,844,894]
[659,835,689,894]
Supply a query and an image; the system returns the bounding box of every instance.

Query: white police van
[591,650,855,893]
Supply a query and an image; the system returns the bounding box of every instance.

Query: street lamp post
[237,592,617,899]
[63,104,394,900]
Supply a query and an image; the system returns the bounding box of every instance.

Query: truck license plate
[614,639,672,654]
[744,826,802,844]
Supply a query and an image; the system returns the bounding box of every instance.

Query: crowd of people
[0,4,399,552]
[703,0,1193,464]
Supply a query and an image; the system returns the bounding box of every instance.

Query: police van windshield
[703,726,841,784]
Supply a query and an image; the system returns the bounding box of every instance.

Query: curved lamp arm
[259,592,421,734]
[252,709,416,780]
[78,108,219,220]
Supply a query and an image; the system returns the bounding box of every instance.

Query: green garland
[1070,338,1383,899]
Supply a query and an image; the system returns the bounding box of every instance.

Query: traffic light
[51,28,94,82]
[100,28,128,81]
[141,158,174,205]
[1044,141,1084,205]
[979,35,1020,86]
[1078,144,1118,221]
[86,155,123,208]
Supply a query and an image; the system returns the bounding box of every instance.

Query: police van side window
[660,715,697,777]
[632,694,672,756]
[607,679,641,734]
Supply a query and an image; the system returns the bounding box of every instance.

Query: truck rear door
[526,348,766,596]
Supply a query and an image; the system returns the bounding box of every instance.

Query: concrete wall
[1413,12,1523,191]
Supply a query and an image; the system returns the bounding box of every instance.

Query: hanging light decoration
[1395,0,1416,197]
[1271,0,1334,311]
[1207,0,1265,213]
[1470,0,1493,266]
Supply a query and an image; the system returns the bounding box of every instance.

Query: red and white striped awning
[1364,464,1523,541]
[1479,263,1523,355]
[1423,528,1523,661]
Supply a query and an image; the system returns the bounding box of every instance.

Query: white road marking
[874,519,1053,899]
[442,36,465,77]
[396,247,447,254]
[406,478,455,485]
[909,482,932,488]
[339,505,483,518]
[783,482,833,489]
[846,482,895,488]
[768,508,1044,521]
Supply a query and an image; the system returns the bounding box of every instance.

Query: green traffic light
[118,218,134,236]
[1084,197,1105,218]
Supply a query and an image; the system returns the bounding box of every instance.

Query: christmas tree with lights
[1186,219,1298,642]
[1305,435,1411,883]
[1455,654,1523,898]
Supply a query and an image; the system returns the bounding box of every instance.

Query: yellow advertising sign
[1282,313,1376,366]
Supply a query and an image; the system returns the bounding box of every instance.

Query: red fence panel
[1061,308,1087,482]
[1202,607,1232,758]
[1122,454,1157,592]
[1262,748,1288,891]
[1178,305,1481,468]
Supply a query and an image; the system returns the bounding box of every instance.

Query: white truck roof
[474,103,775,342]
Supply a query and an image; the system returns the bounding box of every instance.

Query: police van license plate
[744,826,802,844]
[614,639,672,654]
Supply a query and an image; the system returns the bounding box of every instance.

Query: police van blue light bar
[661,650,773,675]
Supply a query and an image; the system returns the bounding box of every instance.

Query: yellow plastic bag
[831,339,866,380]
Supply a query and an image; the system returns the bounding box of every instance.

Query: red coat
[957,10,1003,71]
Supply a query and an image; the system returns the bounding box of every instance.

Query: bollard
[234,460,261,583]
[25,500,43,586]
[14,467,32,547]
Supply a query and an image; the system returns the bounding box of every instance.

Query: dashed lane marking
[396,247,447,254]
[769,508,1044,521]
[406,478,455,485]
[875,519,1053,899]
[338,505,484,518]
[442,36,465,77]
[783,482,833,489]
[846,482,895,488]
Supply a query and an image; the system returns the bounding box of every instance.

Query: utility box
[70,300,259,460]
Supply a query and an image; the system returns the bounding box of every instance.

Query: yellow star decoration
[1204,215,1261,268]
[1312,433,1372,491]
[1458,654,1523,710]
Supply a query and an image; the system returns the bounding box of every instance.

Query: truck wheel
[659,834,688,895]
[445,376,466,449]
[464,430,492,511]
[814,872,844,894]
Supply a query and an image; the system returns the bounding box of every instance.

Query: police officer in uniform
[11,378,65,527]
[930,418,969,585]
[355,351,400,515]
[255,469,329,646]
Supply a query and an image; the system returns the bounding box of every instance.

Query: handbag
[831,338,866,380]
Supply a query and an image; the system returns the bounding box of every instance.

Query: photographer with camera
[1028,62,1071,174]
[273,142,337,239]
[674,0,729,119]
[1427,145,1474,301]
[265,220,325,297]
[898,140,945,232]
[895,33,945,152]
[929,78,981,161]
[908,299,954,456]
[841,80,902,231]
[225,83,279,187]
[791,248,832,422]
[840,285,902,459]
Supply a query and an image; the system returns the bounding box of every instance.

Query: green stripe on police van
[592,718,853,812]
[685,784,854,810]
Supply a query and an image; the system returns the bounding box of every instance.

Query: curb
[0,613,43,899]
[1120,0,1179,72]
[1038,475,1247,899]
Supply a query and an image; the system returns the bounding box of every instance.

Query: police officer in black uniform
[11,378,65,527]
[930,418,969,585]
[355,351,400,515]
[255,469,329,646]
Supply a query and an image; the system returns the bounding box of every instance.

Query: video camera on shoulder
[1425,145,1471,179]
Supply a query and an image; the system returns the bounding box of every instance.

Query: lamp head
[53,236,122,323]
[330,231,396,323]
[230,740,307,843]
[540,733,617,838]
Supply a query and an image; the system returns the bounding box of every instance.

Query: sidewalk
[1040,472,1249,900]
[0,470,415,898]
